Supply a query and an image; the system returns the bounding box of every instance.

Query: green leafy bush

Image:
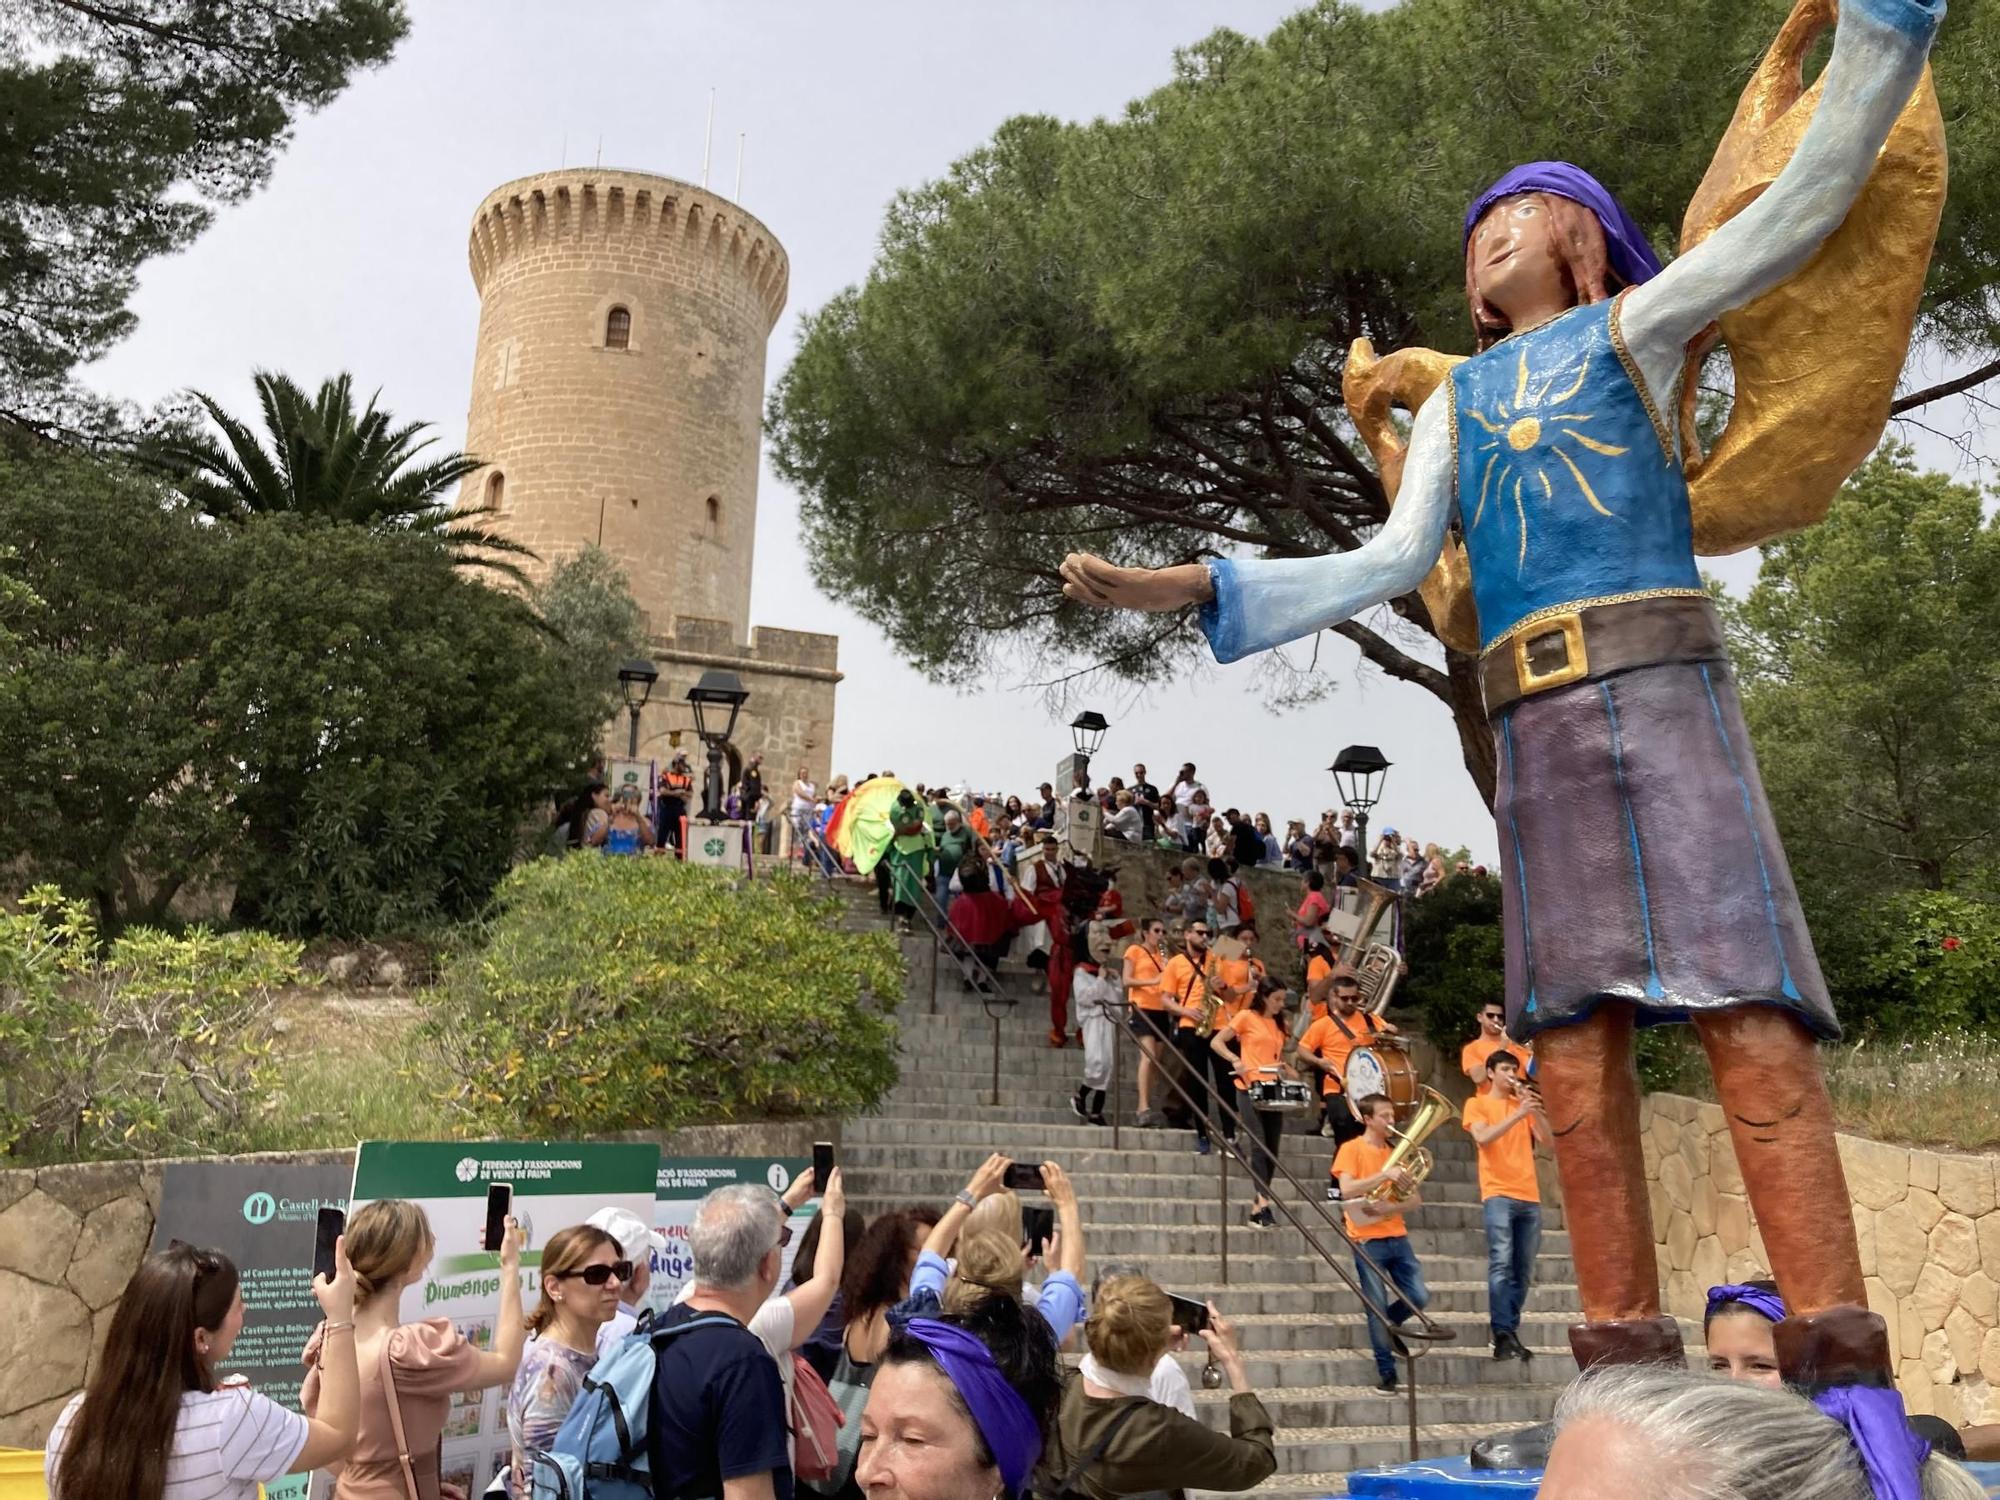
[426,857,905,1135]
[0,887,301,1160]
[1400,874,1505,1048]
[1829,887,2000,1037]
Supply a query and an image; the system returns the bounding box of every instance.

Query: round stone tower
[458,170,789,640]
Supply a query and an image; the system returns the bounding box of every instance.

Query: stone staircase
[828,880,1578,1498]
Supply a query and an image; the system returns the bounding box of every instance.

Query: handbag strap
[1053,1398,1150,1498]
[377,1333,422,1500]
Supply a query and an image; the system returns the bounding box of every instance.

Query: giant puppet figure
[1063,0,1946,1430]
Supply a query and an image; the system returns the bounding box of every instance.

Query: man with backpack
[644,1184,797,1500]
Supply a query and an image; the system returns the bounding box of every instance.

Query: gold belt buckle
[1512,611,1588,696]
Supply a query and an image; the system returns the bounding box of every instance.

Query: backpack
[801,1346,876,1497]
[529,1313,741,1500]
[790,1353,846,1484]
[1235,880,1256,924]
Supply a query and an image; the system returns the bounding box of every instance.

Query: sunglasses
[556,1260,634,1287]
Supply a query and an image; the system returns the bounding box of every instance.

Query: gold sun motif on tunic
[1465,344,1631,570]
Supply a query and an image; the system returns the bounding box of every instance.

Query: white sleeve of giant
[1619,0,1943,405]
[1199,388,1455,664]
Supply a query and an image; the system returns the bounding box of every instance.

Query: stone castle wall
[1642,1090,2000,1425]
[458,169,788,642]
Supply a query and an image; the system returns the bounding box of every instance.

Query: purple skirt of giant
[1491,646,1837,1044]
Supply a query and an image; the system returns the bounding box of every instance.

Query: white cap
[586,1206,666,1260]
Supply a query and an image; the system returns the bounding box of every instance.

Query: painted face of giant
[1469,194,1568,326]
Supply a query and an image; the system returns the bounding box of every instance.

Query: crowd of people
[44,1144,1985,1500]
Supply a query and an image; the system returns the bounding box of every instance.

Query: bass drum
[1344,1043,1421,1123]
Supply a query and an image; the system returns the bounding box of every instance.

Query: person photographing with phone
[47,1237,362,1500]
[301,1200,528,1500]
[1333,1095,1431,1393]
[1037,1276,1276,1500]
[892,1154,1088,1345]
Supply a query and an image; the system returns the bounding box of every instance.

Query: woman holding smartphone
[302,1199,527,1499]
[891,1154,1088,1344]
[47,1239,361,1500]
[1039,1276,1275,1500]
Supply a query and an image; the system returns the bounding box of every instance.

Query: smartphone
[1023,1205,1056,1259]
[812,1141,835,1195]
[313,1207,345,1283]
[483,1184,514,1253]
[1002,1163,1046,1192]
[1167,1292,1212,1334]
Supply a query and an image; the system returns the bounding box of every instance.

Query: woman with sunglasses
[504,1225,630,1496]
[47,1238,360,1500]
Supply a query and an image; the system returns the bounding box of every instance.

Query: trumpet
[1363,1086,1454,1205]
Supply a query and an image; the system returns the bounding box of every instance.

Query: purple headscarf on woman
[1464,161,1665,288]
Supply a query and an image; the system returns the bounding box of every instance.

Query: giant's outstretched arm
[1620,0,1943,393]
[1198,389,1453,663]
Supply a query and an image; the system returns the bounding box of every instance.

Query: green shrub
[1400,874,1505,1047]
[1835,888,2000,1036]
[0,886,301,1160]
[425,857,905,1135]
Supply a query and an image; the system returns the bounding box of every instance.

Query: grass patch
[1640,1026,2000,1152]
[229,993,461,1153]
[1820,1031,2000,1152]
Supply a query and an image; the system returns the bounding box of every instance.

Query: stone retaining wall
[1642,1091,2000,1425]
[0,1119,837,1449]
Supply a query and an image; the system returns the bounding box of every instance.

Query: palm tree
[146,372,533,578]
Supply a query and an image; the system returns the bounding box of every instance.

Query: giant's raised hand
[1059,556,1212,612]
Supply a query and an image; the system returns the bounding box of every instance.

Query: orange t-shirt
[1332,1134,1408,1241]
[1461,1093,1540,1203]
[1460,1035,1532,1094]
[1216,956,1265,1021]
[1125,943,1167,1013]
[1300,1009,1387,1096]
[1304,953,1335,1023]
[1226,1009,1286,1091]
[1162,953,1212,1032]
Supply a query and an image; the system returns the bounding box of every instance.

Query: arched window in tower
[605,306,631,349]
[705,494,721,537]
[485,471,505,514]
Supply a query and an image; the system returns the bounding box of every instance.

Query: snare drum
[1247,1078,1313,1111]
[1344,1044,1421,1122]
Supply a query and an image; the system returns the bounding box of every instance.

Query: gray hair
[1552,1366,1983,1500]
[689,1184,781,1291]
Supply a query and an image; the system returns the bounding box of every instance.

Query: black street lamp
[686,668,750,819]
[1068,710,1109,797]
[617,659,659,758]
[1330,744,1392,862]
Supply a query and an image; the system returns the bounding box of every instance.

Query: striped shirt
[46,1383,308,1500]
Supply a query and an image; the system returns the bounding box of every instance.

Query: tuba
[1364,1087,1454,1206]
[1328,879,1403,1014]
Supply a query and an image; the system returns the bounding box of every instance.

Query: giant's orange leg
[1537,1003,1685,1367]
[1693,1008,1885,1385]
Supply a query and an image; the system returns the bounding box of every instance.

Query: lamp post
[686,668,750,820]
[1329,744,1392,865]
[1068,710,1109,798]
[617,659,659,759]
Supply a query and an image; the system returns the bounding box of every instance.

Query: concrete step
[850,1189,1569,1248]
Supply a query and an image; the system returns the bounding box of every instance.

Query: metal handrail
[1106,992,1454,1463]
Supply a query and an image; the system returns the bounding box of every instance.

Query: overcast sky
[83,1,1987,865]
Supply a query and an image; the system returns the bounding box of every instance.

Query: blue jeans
[1482,1196,1543,1338]
[1352,1236,1429,1381]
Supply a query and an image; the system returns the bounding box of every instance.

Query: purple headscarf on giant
[1464,161,1665,289]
